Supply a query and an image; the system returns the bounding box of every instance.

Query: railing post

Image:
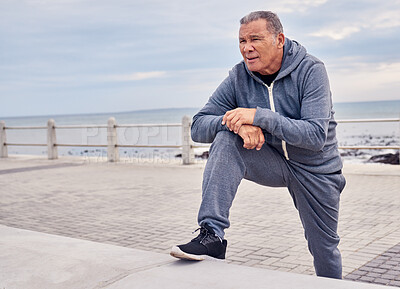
[107,117,119,162]
[398,115,400,165]
[0,121,8,158]
[47,119,58,160]
[182,115,194,165]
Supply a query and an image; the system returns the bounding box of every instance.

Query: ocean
[1,100,399,163]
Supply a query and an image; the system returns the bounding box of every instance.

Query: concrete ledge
[0,225,394,289]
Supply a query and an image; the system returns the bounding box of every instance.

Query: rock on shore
[368,152,399,165]
[178,150,400,165]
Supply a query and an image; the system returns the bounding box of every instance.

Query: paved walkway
[0,155,399,287]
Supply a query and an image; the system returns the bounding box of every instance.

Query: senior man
[170,11,346,279]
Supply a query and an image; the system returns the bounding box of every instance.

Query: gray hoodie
[191,38,342,174]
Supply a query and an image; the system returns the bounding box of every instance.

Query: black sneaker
[170,224,227,261]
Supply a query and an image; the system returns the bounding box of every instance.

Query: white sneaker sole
[170,246,225,262]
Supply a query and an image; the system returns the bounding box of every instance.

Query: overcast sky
[1,0,400,117]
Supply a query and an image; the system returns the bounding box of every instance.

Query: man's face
[239,19,284,75]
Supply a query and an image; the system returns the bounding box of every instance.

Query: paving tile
[366,272,382,278]
[359,276,375,282]
[373,278,390,285]
[346,274,361,281]
[350,270,368,277]
[260,257,281,266]
[390,281,400,286]
[371,268,388,274]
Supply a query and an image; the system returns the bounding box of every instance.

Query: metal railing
[336,118,400,150]
[1,117,399,164]
[0,116,193,164]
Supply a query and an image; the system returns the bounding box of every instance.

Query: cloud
[0,70,168,89]
[273,0,328,13]
[310,27,361,40]
[106,71,167,82]
[372,10,400,29]
[328,61,400,102]
[308,2,400,40]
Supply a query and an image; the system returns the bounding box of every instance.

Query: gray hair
[240,11,283,37]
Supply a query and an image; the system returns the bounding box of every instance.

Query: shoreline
[1,153,399,169]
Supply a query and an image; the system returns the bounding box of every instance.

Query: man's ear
[277,33,285,49]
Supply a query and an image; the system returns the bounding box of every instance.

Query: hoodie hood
[277,38,307,80]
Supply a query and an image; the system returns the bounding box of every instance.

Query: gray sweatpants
[198,131,346,279]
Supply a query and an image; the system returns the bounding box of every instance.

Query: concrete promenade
[0,155,399,288]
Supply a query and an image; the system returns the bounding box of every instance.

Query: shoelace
[191,227,222,243]
[191,227,208,243]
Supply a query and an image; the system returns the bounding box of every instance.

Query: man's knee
[214,130,240,143]
[210,131,242,153]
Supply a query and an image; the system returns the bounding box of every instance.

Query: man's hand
[237,125,265,150]
[222,108,256,134]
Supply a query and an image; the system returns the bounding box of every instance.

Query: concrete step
[0,225,394,289]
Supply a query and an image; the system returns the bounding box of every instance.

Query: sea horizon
[1,99,399,121]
